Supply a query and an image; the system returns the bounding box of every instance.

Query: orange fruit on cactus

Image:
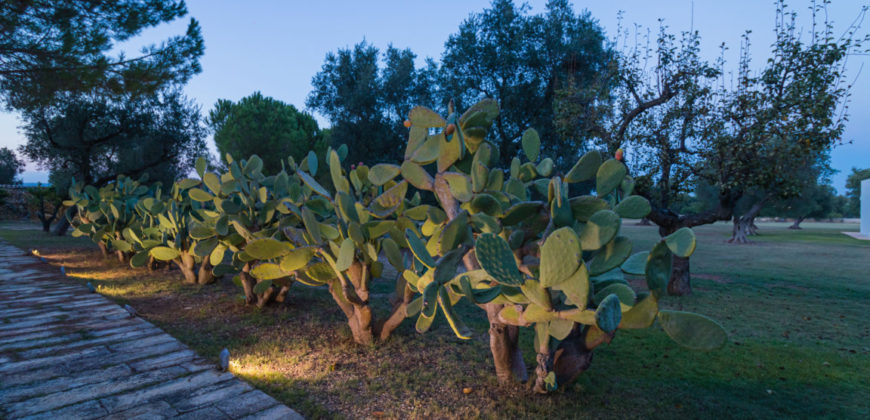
[403,119,412,128]
[445,123,456,135]
[615,148,624,161]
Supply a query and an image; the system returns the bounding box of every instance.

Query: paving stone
[214,390,284,419]
[18,398,109,420]
[127,349,197,372]
[98,370,234,414]
[4,365,190,417]
[169,381,252,413]
[16,328,162,359]
[0,240,298,420]
[0,363,133,403]
[175,405,231,420]
[239,404,304,420]
[102,400,179,420]
[6,340,186,387]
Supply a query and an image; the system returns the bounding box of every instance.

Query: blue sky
[2,0,868,192]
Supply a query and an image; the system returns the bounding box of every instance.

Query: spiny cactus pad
[474,233,524,285]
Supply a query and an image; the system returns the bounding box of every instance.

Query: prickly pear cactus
[64,99,727,396]
[396,99,727,393]
[66,175,154,262]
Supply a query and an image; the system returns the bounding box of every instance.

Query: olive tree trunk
[789,217,805,229]
[729,198,767,244]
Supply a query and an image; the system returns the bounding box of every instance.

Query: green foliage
[0,0,204,110]
[307,42,438,165]
[845,167,870,217]
[0,147,24,184]
[20,90,208,188]
[440,0,612,169]
[209,92,324,174]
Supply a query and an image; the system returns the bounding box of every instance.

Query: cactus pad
[580,210,621,251]
[565,150,602,183]
[657,310,727,350]
[521,128,541,162]
[595,159,627,197]
[614,195,651,219]
[474,233,524,285]
[595,293,623,333]
[665,227,697,257]
[539,227,582,287]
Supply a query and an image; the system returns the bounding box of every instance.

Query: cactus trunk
[175,252,197,284]
[197,259,215,285]
[328,262,375,345]
[435,173,527,384]
[240,263,256,305]
[487,308,527,384]
[98,242,109,258]
[552,327,595,386]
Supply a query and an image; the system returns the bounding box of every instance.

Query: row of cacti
[65,99,727,394]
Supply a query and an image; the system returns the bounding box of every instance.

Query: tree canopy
[440,0,612,168]
[0,147,24,184]
[209,92,322,174]
[307,42,437,165]
[845,167,870,217]
[552,0,864,294]
[0,0,204,110]
[20,90,207,187]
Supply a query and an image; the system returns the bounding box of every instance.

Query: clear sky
[2,0,868,192]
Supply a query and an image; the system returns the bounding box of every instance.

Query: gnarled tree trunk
[729,198,768,244]
[789,217,805,229]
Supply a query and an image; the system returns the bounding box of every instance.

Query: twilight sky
[2,0,867,192]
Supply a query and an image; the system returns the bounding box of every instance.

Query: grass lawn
[1,220,868,419]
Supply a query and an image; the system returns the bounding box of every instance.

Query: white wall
[862,179,870,235]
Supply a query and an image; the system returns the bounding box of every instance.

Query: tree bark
[728,197,768,244]
[667,255,692,296]
[789,217,805,229]
[532,351,554,394]
[52,214,71,236]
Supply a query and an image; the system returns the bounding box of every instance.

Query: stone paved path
[0,242,303,419]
